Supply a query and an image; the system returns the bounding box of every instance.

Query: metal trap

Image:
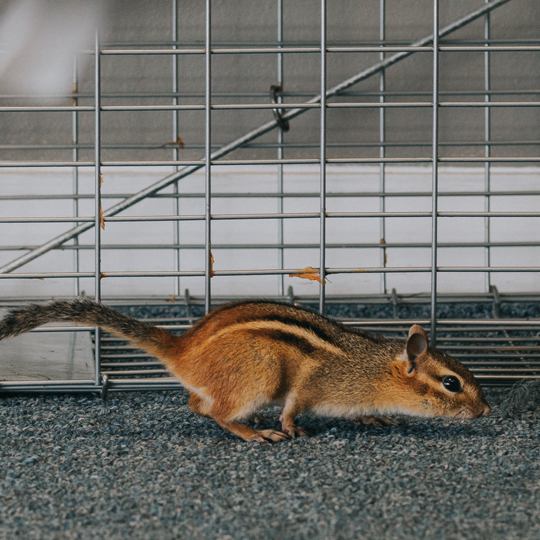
[1,0,539,393]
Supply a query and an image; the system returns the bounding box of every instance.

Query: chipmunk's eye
[442,375,461,393]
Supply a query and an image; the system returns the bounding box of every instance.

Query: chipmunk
[0,299,490,443]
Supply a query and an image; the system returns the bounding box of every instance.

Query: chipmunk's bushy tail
[0,299,181,362]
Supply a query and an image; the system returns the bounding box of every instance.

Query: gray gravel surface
[1,388,539,540]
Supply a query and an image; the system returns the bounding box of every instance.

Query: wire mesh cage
[0,0,539,394]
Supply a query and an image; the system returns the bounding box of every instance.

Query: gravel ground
[1,387,539,540]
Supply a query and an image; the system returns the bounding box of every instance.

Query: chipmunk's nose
[476,403,491,418]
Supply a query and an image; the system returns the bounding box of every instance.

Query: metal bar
[172,0,181,298]
[277,0,286,297]
[2,137,540,152]
[204,0,212,314]
[102,370,168,376]
[5,100,537,113]
[0,158,431,168]
[0,106,94,112]
[4,188,540,201]
[0,382,102,395]
[3,87,538,102]
[379,0,387,295]
[5,155,540,169]
[6,240,540,251]
[3,187,540,200]
[87,36,539,45]
[319,0,327,314]
[91,42,540,55]
[331,101,540,108]
[438,157,540,163]
[18,36,537,44]
[439,45,540,51]
[430,0,439,347]
[0,0,514,275]
[438,101,540,107]
[484,1,492,293]
[121,157,540,165]
[0,161,96,167]
[5,209,540,225]
[99,46,432,55]
[94,31,102,386]
[2,265,540,282]
[2,291,538,305]
[72,57,81,297]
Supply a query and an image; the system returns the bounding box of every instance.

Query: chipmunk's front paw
[352,415,395,428]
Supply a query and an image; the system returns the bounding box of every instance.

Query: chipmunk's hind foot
[214,418,289,444]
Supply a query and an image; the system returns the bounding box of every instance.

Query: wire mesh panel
[0,0,539,393]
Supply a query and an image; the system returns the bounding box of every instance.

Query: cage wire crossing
[0,0,540,394]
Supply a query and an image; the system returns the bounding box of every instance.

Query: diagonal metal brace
[0,0,512,275]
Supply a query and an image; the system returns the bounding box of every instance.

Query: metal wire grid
[1,0,540,394]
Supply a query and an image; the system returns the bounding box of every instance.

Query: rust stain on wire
[164,137,185,149]
[99,205,105,230]
[210,252,215,278]
[289,266,326,285]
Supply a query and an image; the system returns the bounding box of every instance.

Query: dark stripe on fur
[252,328,317,355]
[201,299,357,350]
[258,315,340,348]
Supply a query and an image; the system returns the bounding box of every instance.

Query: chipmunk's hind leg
[195,395,288,443]
[187,392,285,442]
[279,393,310,438]
[187,393,211,418]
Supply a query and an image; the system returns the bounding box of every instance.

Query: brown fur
[0,299,490,443]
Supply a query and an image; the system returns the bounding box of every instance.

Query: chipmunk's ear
[402,324,429,374]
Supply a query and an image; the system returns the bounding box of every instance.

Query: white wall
[1,165,539,299]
